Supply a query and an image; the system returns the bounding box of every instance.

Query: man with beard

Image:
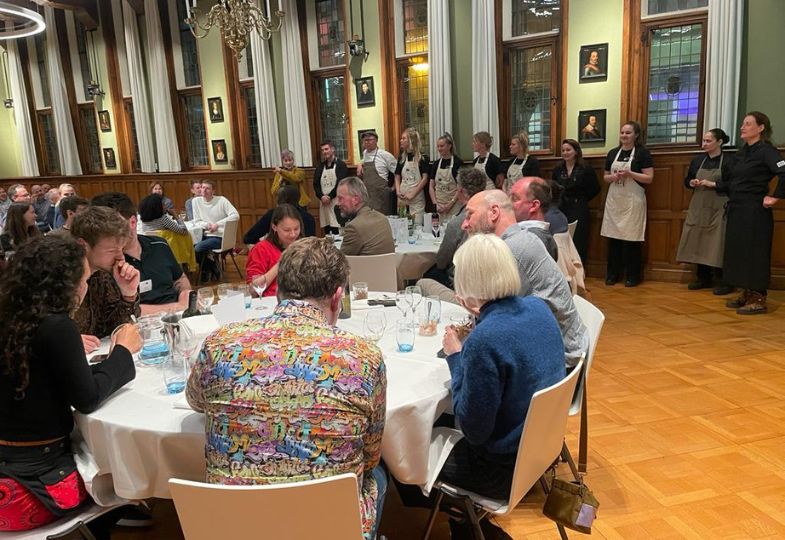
[336,176,394,256]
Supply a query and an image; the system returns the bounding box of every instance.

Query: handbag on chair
[542,476,599,534]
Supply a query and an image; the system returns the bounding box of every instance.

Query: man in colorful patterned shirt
[187,237,388,539]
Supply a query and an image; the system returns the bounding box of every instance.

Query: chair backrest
[567,220,578,238]
[553,232,586,295]
[219,219,239,251]
[346,253,398,292]
[504,361,583,514]
[169,473,364,540]
[569,295,605,414]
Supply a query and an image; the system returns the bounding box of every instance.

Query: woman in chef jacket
[503,131,540,194]
[471,131,505,190]
[600,121,654,287]
[394,127,429,222]
[428,132,463,222]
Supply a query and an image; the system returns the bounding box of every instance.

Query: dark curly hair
[0,235,86,399]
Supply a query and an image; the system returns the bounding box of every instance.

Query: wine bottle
[182,290,200,318]
[339,287,351,319]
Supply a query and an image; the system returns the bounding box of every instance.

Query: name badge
[139,279,153,294]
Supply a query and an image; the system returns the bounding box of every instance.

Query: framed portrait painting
[212,140,228,163]
[103,148,117,169]
[98,110,111,132]
[579,44,608,83]
[355,77,375,108]
[578,109,607,143]
[207,97,224,123]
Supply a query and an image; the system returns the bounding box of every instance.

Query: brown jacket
[340,206,395,256]
[74,270,141,338]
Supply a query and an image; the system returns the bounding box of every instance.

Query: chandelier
[184,0,284,62]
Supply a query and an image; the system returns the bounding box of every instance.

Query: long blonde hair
[399,127,423,165]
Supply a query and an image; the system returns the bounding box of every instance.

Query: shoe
[713,284,734,296]
[625,278,641,287]
[448,518,513,540]
[605,276,618,286]
[726,290,748,309]
[687,279,712,290]
[115,504,153,527]
[736,292,768,315]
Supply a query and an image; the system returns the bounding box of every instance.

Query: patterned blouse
[186,300,387,538]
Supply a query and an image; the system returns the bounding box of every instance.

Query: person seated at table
[271,149,311,209]
[92,193,191,316]
[184,180,202,221]
[149,181,176,216]
[437,233,566,538]
[0,235,141,534]
[52,183,77,229]
[243,185,316,245]
[138,194,188,235]
[421,168,488,289]
[0,203,40,254]
[48,196,88,236]
[246,204,303,298]
[187,236,387,540]
[192,180,239,282]
[337,176,394,256]
[509,177,560,260]
[462,190,589,368]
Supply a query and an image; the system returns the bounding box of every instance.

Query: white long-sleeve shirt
[191,196,239,237]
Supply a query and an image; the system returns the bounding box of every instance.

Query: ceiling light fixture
[0,2,46,41]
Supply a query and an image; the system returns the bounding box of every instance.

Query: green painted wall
[738,0,785,145]
[197,29,233,169]
[0,46,21,179]
[450,0,473,159]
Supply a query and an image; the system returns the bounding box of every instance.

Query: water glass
[234,284,252,308]
[197,287,215,313]
[136,316,169,365]
[396,318,415,353]
[216,283,232,301]
[162,353,187,394]
[417,296,441,336]
[351,282,369,301]
[363,311,387,343]
[407,229,419,245]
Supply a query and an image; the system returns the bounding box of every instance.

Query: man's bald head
[462,190,516,236]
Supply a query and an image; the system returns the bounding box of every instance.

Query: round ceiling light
[0,2,46,41]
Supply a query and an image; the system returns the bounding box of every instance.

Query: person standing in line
[697,111,784,314]
[551,139,601,262]
[356,131,397,214]
[503,131,540,194]
[394,127,429,222]
[600,121,654,287]
[471,131,506,190]
[428,132,463,222]
[313,141,349,235]
[675,128,735,295]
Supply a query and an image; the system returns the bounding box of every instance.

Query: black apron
[723,200,773,290]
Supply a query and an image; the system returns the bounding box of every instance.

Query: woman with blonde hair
[430,233,565,538]
[504,131,540,193]
[394,127,429,220]
[471,131,505,190]
[428,132,463,221]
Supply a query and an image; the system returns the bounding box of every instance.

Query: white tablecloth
[184,221,203,244]
[75,295,466,503]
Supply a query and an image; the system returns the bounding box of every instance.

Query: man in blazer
[336,176,394,256]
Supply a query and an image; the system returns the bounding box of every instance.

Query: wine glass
[216,283,232,301]
[197,287,215,314]
[406,285,423,313]
[431,216,440,237]
[363,312,387,343]
[396,290,411,317]
[251,275,267,298]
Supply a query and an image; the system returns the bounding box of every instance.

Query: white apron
[675,155,728,267]
[600,147,647,242]
[474,155,497,190]
[400,158,426,217]
[319,165,340,228]
[504,156,528,193]
[435,157,460,221]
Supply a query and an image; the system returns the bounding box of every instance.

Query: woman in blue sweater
[441,233,566,537]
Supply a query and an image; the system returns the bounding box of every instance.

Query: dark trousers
[606,238,642,281]
[696,264,723,283]
[423,264,452,289]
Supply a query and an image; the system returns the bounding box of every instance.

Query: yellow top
[271,166,310,207]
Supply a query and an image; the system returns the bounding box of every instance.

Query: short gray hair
[483,189,514,214]
[280,149,295,161]
[338,176,368,204]
[453,234,521,303]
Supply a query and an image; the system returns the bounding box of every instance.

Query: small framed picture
[207,97,224,123]
[98,110,111,132]
[355,76,375,108]
[357,129,377,156]
[212,139,228,163]
[579,43,608,83]
[103,148,117,169]
[578,109,607,143]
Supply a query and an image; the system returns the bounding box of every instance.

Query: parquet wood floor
[114,278,785,539]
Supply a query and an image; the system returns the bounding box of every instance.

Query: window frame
[78,103,103,174]
[123,97,142,173]
[176,87,211,170]
[238,80,262,169]
[310,68,353,162]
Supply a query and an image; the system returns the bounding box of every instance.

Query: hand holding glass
[251,275,267,298]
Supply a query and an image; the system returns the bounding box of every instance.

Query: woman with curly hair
[0,235,141,533]
[0,203,40,254]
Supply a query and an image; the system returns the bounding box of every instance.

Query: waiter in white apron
[429,133,463,222]
[394,128,428,222]
[676,129,733,294]
[313,141,349,235]
[357,131,397,215]
[503,131,540,194]
[471,131,505,190]
[600,121,655,287]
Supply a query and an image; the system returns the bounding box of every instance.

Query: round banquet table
[74,294,468,504]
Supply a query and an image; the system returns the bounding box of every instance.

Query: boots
[736,291,768,315]
[726,290,748,309]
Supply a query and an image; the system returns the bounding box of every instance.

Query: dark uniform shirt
[472,153,505,184]
[428,155,463,180]
[505,155,540,177]
[124,235,183,305]
[394,153,430,176]
[715,141,785,200]
[683,152,735,189]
